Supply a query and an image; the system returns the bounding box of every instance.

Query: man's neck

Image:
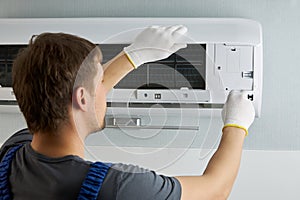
[30,127,85,158]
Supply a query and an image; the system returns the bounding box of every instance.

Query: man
[0,25,255,199]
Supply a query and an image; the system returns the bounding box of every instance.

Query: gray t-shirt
[0,129,181,200]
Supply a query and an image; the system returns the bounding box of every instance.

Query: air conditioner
[0,18,262,130]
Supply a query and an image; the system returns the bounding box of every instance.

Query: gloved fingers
[241,91,251,100]
[173,25,188,34]
[227,90,248,100]
[229,90,249,96]
[226,90,236,102]
[172,26,187,36]
[165,25,183,32]
[222,90,255,134]
[169,43,187,52]
[221,103,227,123]
[228,90,241,96]
[172,25,188,38]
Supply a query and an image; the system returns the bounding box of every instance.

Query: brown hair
[12,33,100,134]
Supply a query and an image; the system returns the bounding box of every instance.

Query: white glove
[222,90,255,135]
[124,25,188,68]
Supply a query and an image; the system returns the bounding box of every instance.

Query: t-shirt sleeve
[0,128,32,159]
[99,163,182,200]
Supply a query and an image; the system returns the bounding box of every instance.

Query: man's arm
[176,127,245,200]
[176,91,255,200]
[100,26,255,199]
[102,52,134,93]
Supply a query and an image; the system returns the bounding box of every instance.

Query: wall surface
[0,0,299,151]
[0,0,300,199]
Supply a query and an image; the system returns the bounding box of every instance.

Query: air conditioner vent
[0,45,26,87]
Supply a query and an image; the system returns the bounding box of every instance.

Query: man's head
[12,33,106,135]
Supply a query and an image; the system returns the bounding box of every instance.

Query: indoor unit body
[0,18,262,130]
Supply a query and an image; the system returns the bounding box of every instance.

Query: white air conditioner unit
[0,18,262,130]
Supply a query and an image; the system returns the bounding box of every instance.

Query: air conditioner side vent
[0,45,27,87]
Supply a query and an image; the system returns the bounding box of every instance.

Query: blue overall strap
[0,144,24,200]
[77,161,112,200]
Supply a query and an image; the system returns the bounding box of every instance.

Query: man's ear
[72,87,89,112]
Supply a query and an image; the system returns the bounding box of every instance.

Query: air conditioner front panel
[0,18,263,119]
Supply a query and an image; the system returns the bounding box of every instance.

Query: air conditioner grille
[0,45,26,87]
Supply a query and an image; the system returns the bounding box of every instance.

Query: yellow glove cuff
[222,124,248,136]
[124,52,137,69]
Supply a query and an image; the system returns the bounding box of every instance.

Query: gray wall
[1,0,300,150]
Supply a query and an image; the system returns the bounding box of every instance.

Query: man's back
[0,129,181,199]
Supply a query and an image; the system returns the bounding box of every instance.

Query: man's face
[72,48,107,137]
[89,61,107,133]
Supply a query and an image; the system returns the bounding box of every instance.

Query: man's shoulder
[0,128,32,160]
[101,163,182,199]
